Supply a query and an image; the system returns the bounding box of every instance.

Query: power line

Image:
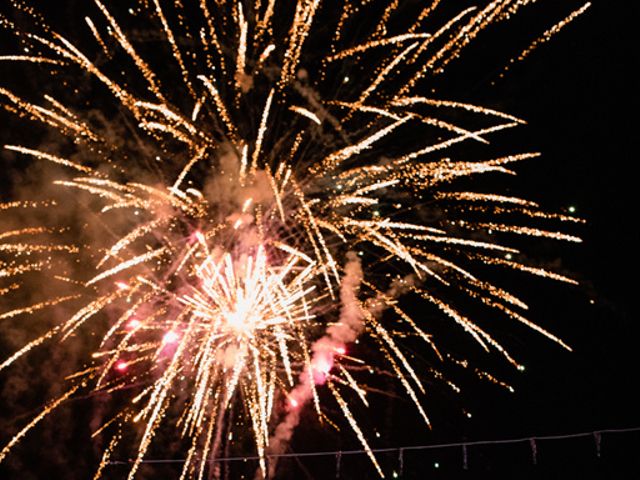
[108,425,640,465]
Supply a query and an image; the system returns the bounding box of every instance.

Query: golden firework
[0,1,589,478]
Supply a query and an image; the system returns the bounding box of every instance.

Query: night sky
[0,1,637,479]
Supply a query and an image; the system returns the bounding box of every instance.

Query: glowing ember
[126,319,141,330]
[162,331,179,345]
[315,357,333,375]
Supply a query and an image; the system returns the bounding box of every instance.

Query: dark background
[0,1,638,479]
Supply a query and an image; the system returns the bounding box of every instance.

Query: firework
[0,1,589,478]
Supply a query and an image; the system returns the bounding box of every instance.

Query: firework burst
[0,1,589,478]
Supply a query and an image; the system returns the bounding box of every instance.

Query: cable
[108,425,640,465]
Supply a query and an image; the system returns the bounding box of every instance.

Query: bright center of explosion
[224,308,257,334]
[183,244,298,337]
